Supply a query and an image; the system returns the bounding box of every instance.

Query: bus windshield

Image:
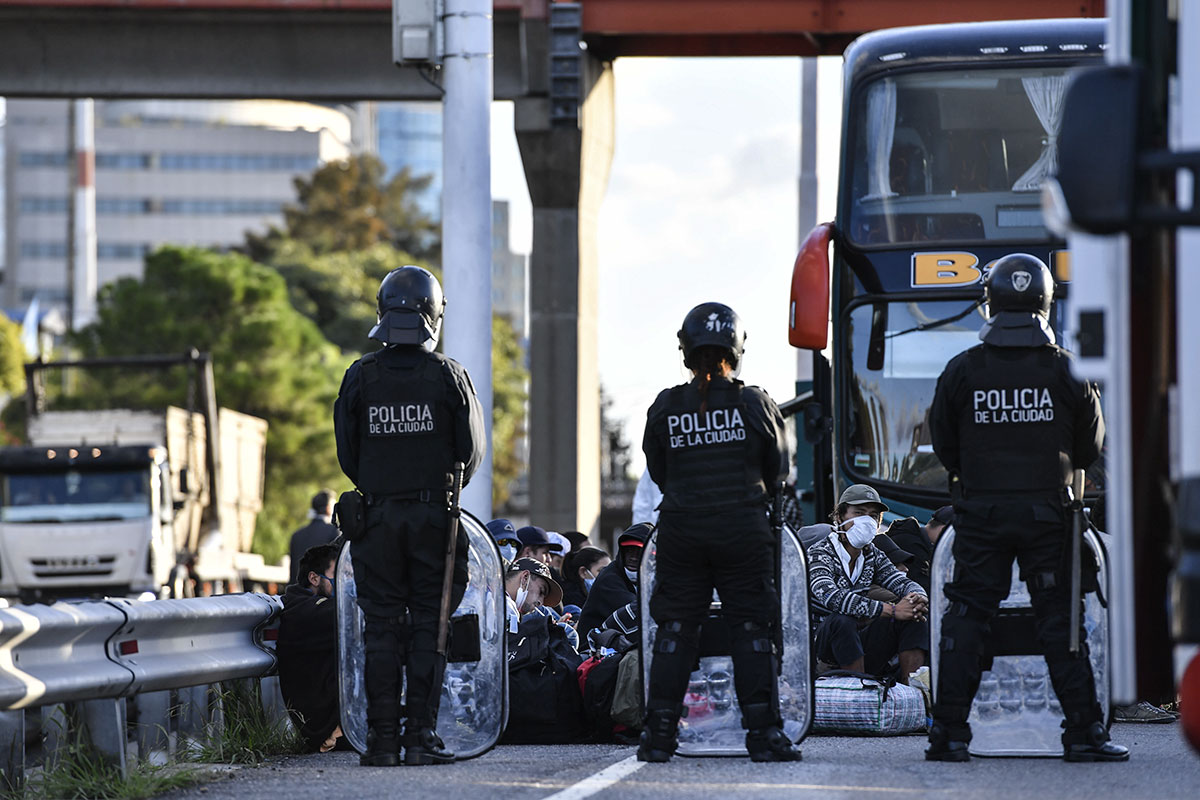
[846,66,1071,246]
[1,468,151,522]
[844,300,986,488]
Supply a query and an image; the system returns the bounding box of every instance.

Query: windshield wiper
[885,298,984,340]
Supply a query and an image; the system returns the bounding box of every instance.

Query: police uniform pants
[934,498,1101,738]
[647,507,778,723]
[352,498,468,730]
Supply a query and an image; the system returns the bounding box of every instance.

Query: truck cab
[0,443,176,602]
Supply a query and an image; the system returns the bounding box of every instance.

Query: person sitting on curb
[578,523,652,641]
[277,542,349,753]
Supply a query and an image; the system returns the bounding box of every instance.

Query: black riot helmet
[678,302,746,369]
[368,266,445,349]
[979,253,1055,347]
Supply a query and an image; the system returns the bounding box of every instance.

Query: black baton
[436,462,466,657]
[1068,469,1085,654]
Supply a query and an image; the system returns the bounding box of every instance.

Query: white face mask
[515,577,529,613]
[624,567,639,585]
[843,516,878,549]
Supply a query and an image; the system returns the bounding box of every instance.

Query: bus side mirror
[1049,65,1143,234]
[789,223,832,350]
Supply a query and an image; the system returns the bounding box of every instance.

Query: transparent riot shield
[930,525,1109,757]
[640,524,813,756]
[337,510,507,759]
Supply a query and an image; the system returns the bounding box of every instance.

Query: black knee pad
[654,620,700,655]
[730,620,773,656]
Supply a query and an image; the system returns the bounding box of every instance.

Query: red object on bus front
[1183,650,1200,753]
[789,223,832,350]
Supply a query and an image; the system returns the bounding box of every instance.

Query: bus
[788,18,1106,525]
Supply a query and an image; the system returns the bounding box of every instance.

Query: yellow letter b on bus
[911,252,982,287]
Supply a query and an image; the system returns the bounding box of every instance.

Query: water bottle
[997,660,1022,713]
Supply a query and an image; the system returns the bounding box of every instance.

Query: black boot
[1063,721,1129,762]
[925,720,970,763]
[360,722,401,767]
[403,724,455,765]
[742,703,801,762]
[637,706,681,763]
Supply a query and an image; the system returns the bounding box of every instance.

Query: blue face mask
[319,573,336,599]
[500,543,518,562]
[584,577,595,591]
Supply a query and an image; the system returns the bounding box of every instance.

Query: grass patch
[187,682,302,765]
[9,741,199,800]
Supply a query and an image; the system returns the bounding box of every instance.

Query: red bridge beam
[580,0,1107,57]
[0,0,535,10]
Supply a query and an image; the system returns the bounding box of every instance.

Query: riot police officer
[638,302,800,763]
[926,254,1127,763]
[334,266,486,767]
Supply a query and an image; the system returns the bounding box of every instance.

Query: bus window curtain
[1012,74,1069,192]
[862,79,898,200]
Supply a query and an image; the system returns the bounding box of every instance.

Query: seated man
[487,518,521,565]
[808,495,930,684]
[798,484,891,554]
[514,525,562,565]
[277,542,346,752]
[504,556,563,632]
[578,523,651,640]
[884,505,953,594]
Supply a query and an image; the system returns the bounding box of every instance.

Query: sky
[490,57,843,473]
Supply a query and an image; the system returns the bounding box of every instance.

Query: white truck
[0,352,286,602]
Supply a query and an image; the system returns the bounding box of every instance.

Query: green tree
[0,313,26,400]
[66,246,346,562]
[246,155,438,263]
[247,154,530,508]
[0,313,27,446]
[491,315,528,507]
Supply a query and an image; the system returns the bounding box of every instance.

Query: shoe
[636,707,680,763]
[926,720,970,762]
[1063,722,1130,762]
[745,726,802,762]
[403,727,455,765]
[1112,701,1178,724]
[359,725,401,767]
[925,740,970,762]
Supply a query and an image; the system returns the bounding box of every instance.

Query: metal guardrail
[0,593,284,787]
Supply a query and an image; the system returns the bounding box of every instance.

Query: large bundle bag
[812,671,927,735]
[502,614,586,743]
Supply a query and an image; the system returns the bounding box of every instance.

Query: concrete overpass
[0,0,1105,536]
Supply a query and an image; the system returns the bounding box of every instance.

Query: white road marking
[540,754,645,800]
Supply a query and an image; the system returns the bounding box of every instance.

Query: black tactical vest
[354,351,454,497]
[661,382,762,510]
[955,345,1075,495]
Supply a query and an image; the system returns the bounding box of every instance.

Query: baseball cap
[618,522,654,549]
[515,525,562,551]
[931,505,955,526]
[486,518,518,544]
[507,557,563,607]
[838,484,890,512]
[546,531,571,556]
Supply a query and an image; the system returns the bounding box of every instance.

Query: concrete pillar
[515,58,613,536]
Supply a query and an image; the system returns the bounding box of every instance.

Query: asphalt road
[158,723,1198,800]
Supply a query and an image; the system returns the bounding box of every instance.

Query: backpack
[501,614,587,744]
[578,653,623,741]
